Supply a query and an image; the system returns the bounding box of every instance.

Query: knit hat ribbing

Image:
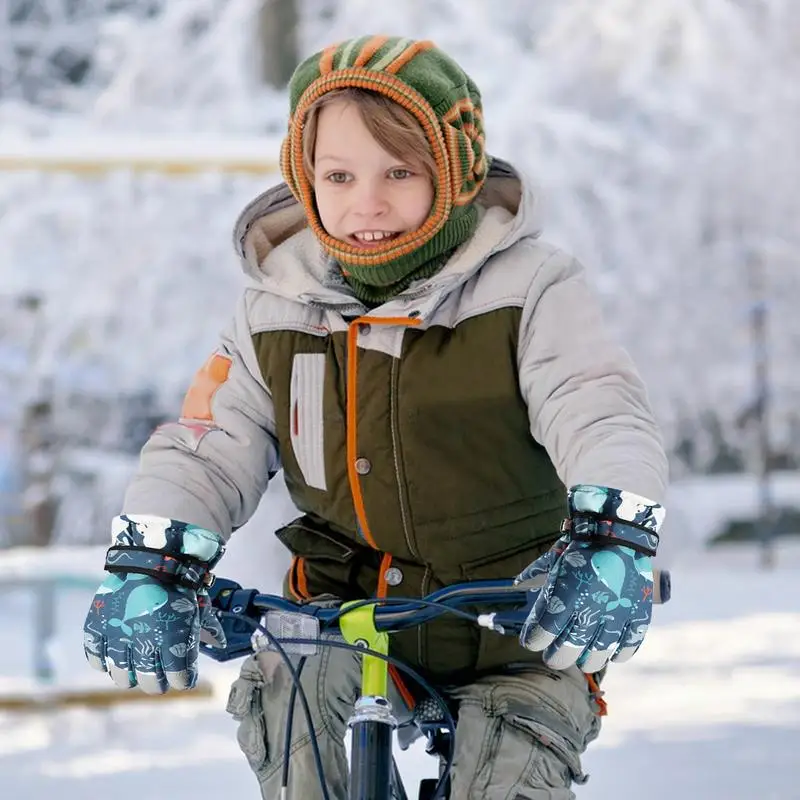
[280,36,488,293]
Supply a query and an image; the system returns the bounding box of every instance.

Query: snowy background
[0,0,798,797]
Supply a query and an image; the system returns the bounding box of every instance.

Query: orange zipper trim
[346,315,421,549]
[376,552,393,598]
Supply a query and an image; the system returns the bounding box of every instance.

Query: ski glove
[517,485,664,673]
[83,515,226,694]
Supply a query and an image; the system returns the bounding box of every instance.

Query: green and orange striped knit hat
[280,35,489,303]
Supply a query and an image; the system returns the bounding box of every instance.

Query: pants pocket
[453,702,581,799]
[508,712,589,787]
[226,659,269,772]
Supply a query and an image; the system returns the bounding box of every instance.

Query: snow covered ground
[1,481,798,799]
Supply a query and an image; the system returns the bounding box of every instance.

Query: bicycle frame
[338,600,396,800]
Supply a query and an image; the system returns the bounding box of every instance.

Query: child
[83,35,668,799]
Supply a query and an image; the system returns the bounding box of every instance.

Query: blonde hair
[301,88,438,185]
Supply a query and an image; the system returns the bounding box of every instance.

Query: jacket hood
[232,157,541,309]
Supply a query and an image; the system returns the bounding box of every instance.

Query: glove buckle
[202,572,217,589]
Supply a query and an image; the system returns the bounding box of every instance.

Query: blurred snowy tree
[83,0,275,133]
[0,0,164,108]
[258,0,299,88]
[491,0,799,456]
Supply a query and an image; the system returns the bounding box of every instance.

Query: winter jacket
[123,158,668,681]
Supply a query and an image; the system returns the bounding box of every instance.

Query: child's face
[313,100,434,249]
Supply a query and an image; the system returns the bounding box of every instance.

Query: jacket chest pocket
[289,353,327,491]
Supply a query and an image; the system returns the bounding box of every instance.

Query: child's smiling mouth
[349,230,401,248]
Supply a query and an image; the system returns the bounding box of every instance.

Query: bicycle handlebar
[201,569,671,663]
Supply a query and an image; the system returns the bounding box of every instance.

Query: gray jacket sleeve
[517,249,669,505]
[122,292,280,539]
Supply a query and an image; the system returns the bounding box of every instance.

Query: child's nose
[352,181,389,216]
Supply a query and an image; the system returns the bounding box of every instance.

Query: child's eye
[326,171,351,184]
[388,168,414,180]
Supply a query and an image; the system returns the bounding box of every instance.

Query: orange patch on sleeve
[180,353,232,422]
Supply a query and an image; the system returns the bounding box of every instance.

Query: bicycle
[201,569,672,800]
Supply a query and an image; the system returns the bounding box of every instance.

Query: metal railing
[0,136,281,175]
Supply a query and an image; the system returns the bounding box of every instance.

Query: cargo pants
[226,635,602,800]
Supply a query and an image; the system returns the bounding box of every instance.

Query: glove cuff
[565,485,664,556]
[105,515,226,587]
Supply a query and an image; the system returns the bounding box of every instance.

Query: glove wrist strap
[562,517,659,557]
[104,545,215,590]
[565,485,664,556]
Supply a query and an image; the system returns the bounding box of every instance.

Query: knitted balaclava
[280,36,489,304]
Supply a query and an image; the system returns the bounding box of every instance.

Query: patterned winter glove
[516,485,664,673]
[83,515,227,694]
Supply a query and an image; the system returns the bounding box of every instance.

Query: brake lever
[201,579,262,662]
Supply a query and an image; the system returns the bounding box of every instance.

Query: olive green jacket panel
[251,309,568,570]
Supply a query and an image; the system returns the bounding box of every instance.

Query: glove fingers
[611,621,650,663]
[578,651,610,674]
[165,664,198,691]
[108,659,137,689]
[611,643,641,664]
[158,638,198,691]
[83,629,108,673]
[574,620,615,673]
[84,652,107,673]
[578,645,613,674]
[136,651,169,695]
[516,549,558,584]
[520,585,566,650]
[542,615,600,670]
[199,597,227,649]
[522,577,576,648]
[543,639,584,671]
[137,673,167,694]
[103,637,137,688]
[521,621,557,654]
